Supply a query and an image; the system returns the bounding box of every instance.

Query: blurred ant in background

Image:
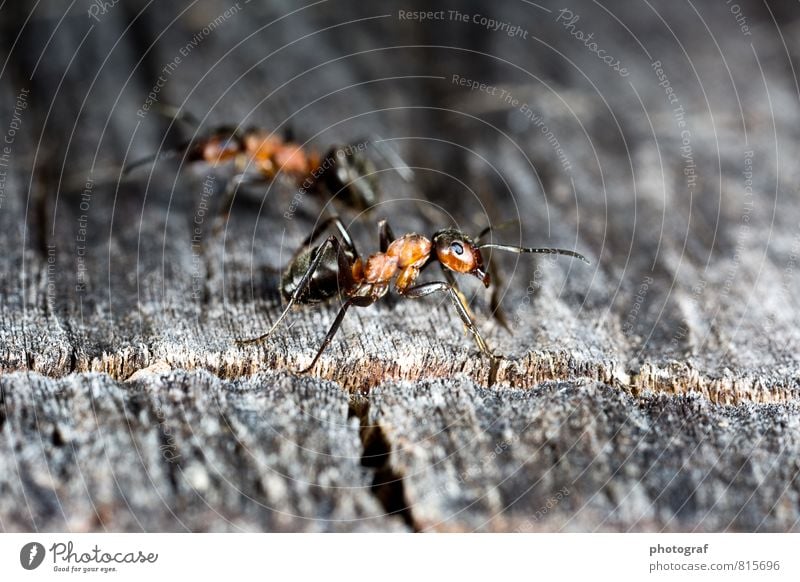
[122,106,413,229]
[237,215,589,373]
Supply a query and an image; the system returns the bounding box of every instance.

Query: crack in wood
[349,395,417,530]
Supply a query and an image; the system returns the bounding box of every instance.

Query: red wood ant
[123,106,412,221]
[237,216,589,373]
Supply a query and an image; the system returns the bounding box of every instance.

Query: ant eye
[451,241,464,255]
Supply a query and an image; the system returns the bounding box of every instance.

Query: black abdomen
[280,244,343,304]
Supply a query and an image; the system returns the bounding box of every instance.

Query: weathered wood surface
[1,0,799,531]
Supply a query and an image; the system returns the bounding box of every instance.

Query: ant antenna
[122,104,208,176]
[477,243,590,264]
[369,135,414,182]
[475,219,521,243]
[154,103,201,129]
[122,148,185,176]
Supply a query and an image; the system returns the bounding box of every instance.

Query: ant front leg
[377,219,400,309]
[440,267,478,327]
[402,281,500,361]
[378,218,397,309]
[236,235,353,346]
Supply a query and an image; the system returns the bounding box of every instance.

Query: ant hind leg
[235,235,351,346]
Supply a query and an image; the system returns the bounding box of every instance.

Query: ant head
[432,229,490,287]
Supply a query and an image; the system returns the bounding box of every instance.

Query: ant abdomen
[280,244,345,304]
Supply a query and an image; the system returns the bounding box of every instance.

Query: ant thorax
[352,234,432,292]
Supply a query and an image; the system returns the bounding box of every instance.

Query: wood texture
[1,0,799,531]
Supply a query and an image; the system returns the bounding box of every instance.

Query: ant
[123,106,412,223]
[236,216,590,373]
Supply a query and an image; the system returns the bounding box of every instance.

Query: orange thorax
[354,234,432,291]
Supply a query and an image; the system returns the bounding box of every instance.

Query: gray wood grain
[1,0,799,531]
[0,370,403,531]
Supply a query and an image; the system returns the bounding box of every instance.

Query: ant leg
[282,124,295,143]
[402,281,499,360]
[438,264,511,333]
[485,257,511,331]
[377,219,400,308]
[236,235,349,345]
[377,219,398,306]
[123,148,185,177]
[378,218,396,252]
[302,215,359,257]
[437,264,508,337]
[474,221,519,332]
[153,103,201,130]
[295,295,374,374]
[440,267,477,326]
[123,106,208,176]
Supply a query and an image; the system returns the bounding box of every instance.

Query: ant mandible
[237,216,590,373]
[124,106,412,222]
